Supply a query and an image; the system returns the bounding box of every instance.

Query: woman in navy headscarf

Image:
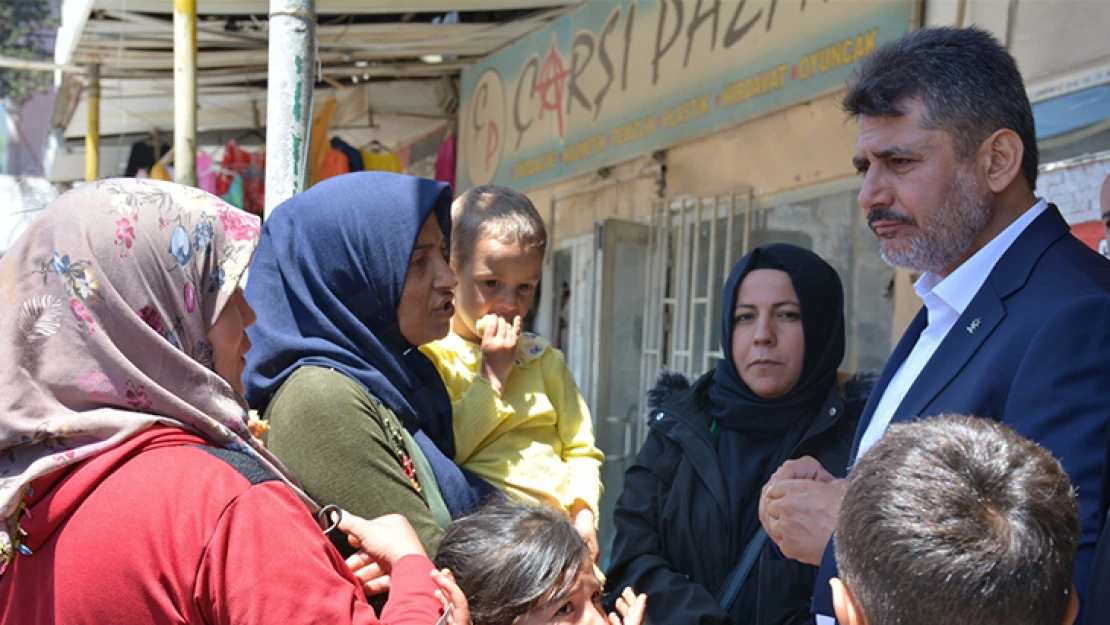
[243,172,495,556]
[604,243,874,625]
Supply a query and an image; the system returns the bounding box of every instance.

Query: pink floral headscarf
[0,178,306,564]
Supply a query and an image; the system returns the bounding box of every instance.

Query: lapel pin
[967,318,981,334]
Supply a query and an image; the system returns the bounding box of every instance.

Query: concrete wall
[1039,153,1110,226]
[526,91,857,243]
[518,0,1110,358]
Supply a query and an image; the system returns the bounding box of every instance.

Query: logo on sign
[464,68,506,187]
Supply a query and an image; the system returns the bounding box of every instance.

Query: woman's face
[397,214,458,346]
[516,559,607,625]
[207,287,256,395]
[730,268,805,399]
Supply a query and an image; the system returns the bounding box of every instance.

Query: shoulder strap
[190,445,280,485]
[716,528,767,613]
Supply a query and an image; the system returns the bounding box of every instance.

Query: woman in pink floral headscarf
[0,179,464,624]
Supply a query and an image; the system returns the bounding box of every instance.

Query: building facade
[455,0,1110,560]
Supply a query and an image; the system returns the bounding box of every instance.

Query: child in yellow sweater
[420,185,604,559]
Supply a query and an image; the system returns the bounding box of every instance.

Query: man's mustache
[867,209,917,231]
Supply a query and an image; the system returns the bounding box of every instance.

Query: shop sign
[458,0,916,191]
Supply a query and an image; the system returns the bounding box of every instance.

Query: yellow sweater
[421,331,603,518]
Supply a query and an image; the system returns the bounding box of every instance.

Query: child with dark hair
[433,503,645,625]
[420,186,604,558]
[832,415,1081,625]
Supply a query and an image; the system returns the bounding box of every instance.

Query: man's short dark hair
[836,415,1080,625]
[843,26,1039,188]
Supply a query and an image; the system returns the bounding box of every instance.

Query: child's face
[453,237,543,342]
[516,559,607,625]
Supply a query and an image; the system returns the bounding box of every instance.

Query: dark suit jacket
[812,205,1110,619]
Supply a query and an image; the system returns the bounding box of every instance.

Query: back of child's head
[451,186,547,268]
[434,502,589,625]
[835,414,1080,625]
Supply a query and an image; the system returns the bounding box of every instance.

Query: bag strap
[716,528,768,612]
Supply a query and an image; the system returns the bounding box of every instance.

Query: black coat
[604,370,871,625]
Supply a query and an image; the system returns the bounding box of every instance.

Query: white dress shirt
[855,198,1047,456]
[815,198,1047,625]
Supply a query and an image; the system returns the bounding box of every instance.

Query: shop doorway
[543,220,650,565]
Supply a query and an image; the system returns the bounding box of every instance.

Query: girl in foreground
[434,503,646,625]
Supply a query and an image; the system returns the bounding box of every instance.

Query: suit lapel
[889,205,1070,425]
[849,205,1069,461]
[888,289,1006,425]
[849,308,927,460]
[863,205,1069,434]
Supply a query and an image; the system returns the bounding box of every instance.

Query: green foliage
[0,0,57,105]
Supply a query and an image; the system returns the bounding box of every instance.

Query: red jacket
[0,427,442,624]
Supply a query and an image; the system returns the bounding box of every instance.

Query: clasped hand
[757,456,846,566]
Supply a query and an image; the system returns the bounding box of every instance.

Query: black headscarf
[709,243,845,433]
[708,243,845,551]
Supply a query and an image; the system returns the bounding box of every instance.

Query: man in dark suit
[757,26,1110,624]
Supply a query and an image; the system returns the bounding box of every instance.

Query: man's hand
[758,457,845,566]
[478,314,521,394]
[765,456,838,485]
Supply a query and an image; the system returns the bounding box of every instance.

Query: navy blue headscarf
[708,243,845,554]
[242,171,490,516]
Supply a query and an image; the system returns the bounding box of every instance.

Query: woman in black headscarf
[604,243,873,625]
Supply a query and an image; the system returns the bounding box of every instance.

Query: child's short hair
[434,502,589,625]
[836,415,1080,625]
[451,185,547,267]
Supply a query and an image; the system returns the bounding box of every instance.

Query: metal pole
[85,63,100,182]
[264,0,317,217]
[0,55,84,73]
[174,0,197,186]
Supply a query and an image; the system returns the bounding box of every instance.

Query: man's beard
[871,170,992,274]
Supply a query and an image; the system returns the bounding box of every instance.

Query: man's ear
[1062,583,1079,625]
[979,128,1025,194]
[831,577,865,625]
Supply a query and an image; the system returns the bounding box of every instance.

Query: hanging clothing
[319,148,351,182]
[124,140,171,177]
[220,173,245,209]
[434,135,456,192]
[216,141,265,216]
[310,97,339,186]
[197,152,218,194]
[150,161,172,181]
[331,137,364,172]
[360,149,403,173]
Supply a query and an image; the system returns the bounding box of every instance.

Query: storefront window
[749,189,894,373]
[643,184,893,401]
[1035,83,1110,163]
